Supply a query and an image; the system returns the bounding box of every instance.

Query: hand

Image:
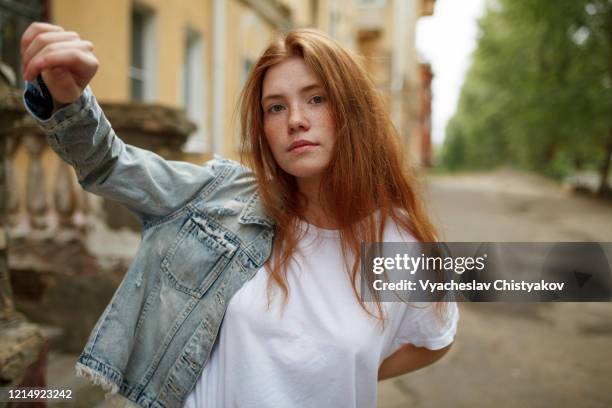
[21,22,99,104]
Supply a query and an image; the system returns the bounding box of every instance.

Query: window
[0,0,44,88]
[130,4,156,101]
[182,27,208,153]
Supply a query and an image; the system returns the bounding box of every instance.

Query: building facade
[2,0,433,162]
[355,0,434,167]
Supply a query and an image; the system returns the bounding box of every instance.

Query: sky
[416,0,487,146]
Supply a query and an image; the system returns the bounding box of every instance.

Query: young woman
[21,22,458,408]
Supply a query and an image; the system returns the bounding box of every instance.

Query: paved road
[378,170,612,408]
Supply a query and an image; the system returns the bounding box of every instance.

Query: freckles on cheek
[263,124,281,155]
[322,111,336,136]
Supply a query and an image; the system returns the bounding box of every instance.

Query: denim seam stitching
[141,163,232,231]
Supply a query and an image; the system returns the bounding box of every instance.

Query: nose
[288,104,310,133]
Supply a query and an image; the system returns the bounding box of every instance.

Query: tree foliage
[441,0,612,195]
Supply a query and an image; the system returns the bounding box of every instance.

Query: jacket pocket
[161,214,237,297]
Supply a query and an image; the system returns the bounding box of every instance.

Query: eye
[310,95,326,104]
[267,104,285,114]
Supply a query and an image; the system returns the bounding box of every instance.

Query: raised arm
[20,22,223,226]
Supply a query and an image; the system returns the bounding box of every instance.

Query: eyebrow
[261,83,323,105]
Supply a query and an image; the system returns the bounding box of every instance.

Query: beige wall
[52,0,131,102]
[280,0,314,27]
[355,0,427,164]
[52,0,211,107]
[223,1,276,159]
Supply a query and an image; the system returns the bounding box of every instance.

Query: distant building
[355,0,435,167]
[416,62,433,167]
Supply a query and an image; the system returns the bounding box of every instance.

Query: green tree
[442,0,612,196]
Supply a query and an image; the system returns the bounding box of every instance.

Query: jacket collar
[238,190,275,229]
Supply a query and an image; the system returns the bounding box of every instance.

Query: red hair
[239,29,444,321]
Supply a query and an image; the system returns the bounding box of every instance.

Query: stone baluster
[53,160,78,229]
[5,134,21,228]
[23,133,48,230]
[0,133,16,325]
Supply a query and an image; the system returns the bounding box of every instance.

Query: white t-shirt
[183,218,459,408]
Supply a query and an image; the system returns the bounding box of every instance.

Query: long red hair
[239,29,443,321]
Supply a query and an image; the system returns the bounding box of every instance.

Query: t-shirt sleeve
[388,301,459,355]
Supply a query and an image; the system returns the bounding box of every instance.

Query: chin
[282,162,328,179]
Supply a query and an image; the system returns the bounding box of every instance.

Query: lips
[287,139,318,152]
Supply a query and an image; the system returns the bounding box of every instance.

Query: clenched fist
[21,22,98,104]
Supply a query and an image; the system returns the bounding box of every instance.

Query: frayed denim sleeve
[23,79,224,225]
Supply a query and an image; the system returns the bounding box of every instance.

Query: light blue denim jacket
[23,78,275,408]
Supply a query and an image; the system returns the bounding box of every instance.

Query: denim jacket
[23,78,275,408]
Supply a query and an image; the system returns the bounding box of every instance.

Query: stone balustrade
[4,92,198,242]
[3,90,89,245]
[3,85,198,353]
[1,66,47,403]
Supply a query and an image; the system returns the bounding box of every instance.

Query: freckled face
[261,57,336,181]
